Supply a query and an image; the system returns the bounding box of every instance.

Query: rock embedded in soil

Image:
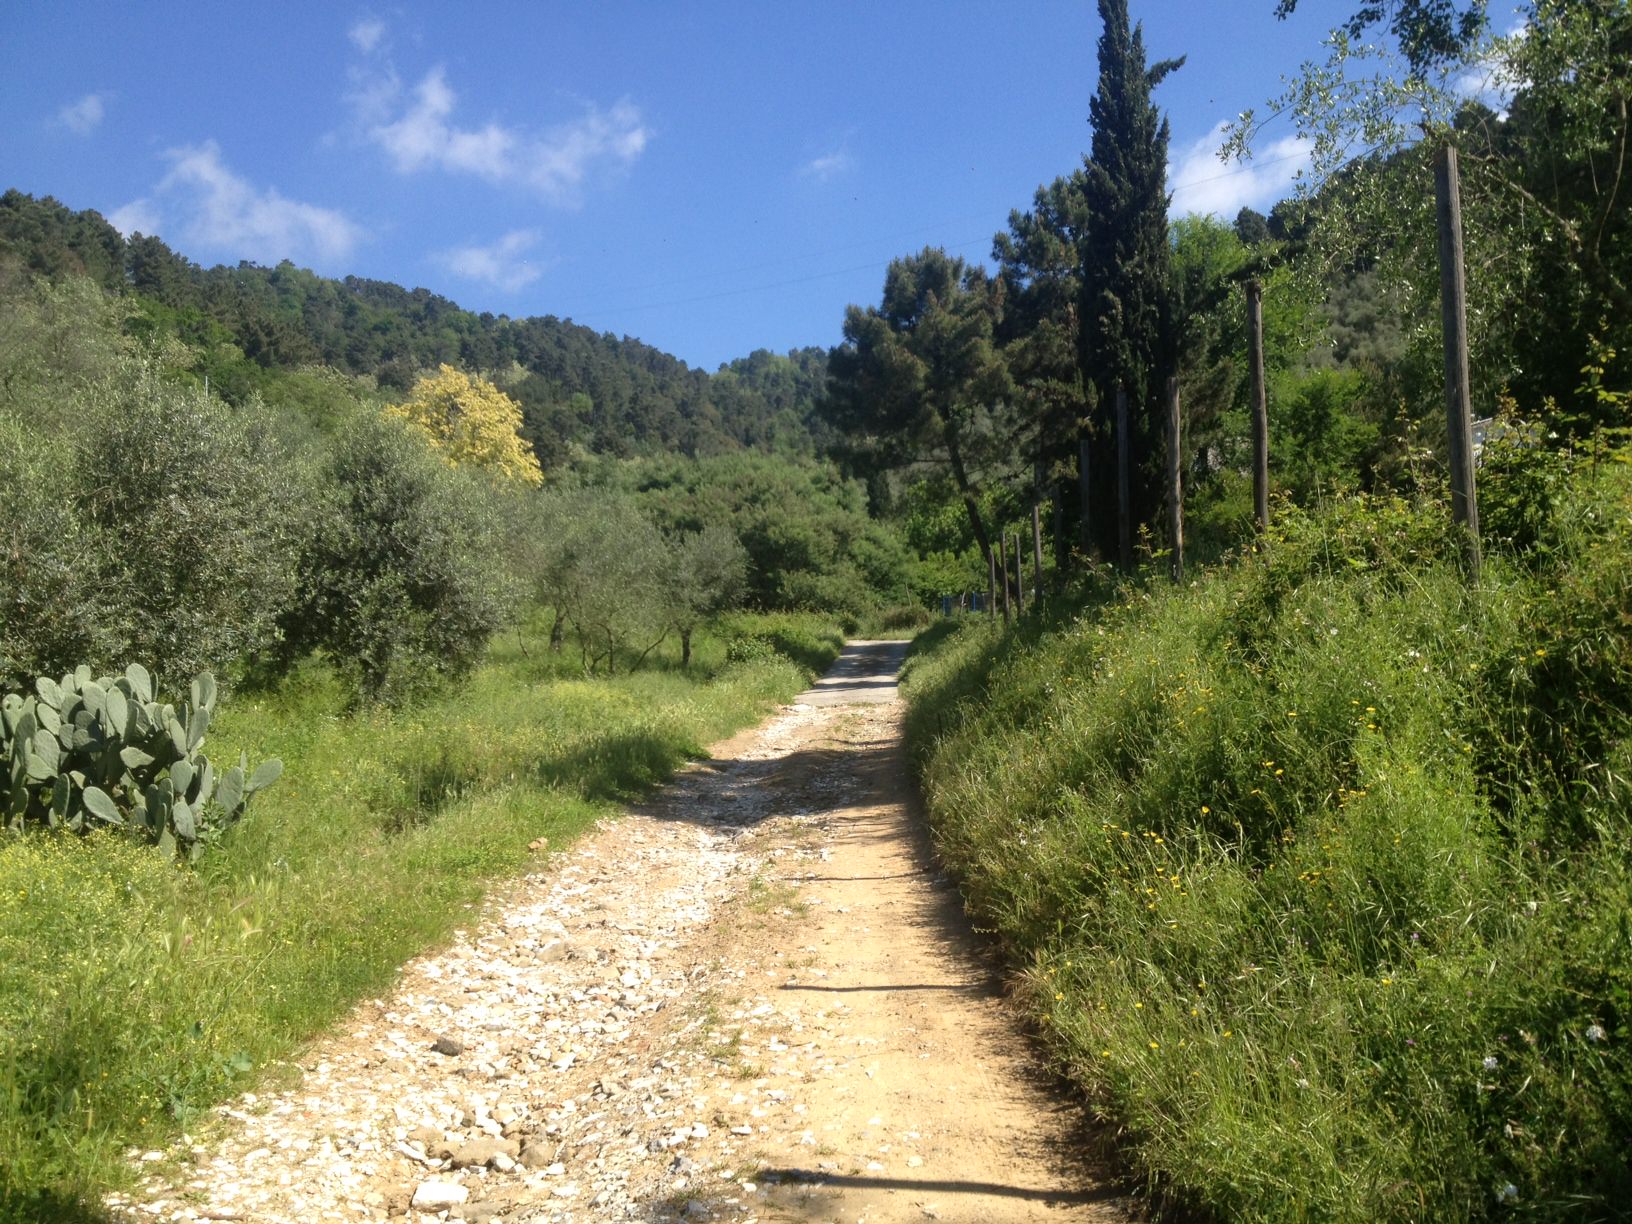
[409,1179,468,1210]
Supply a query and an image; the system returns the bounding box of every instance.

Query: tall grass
[0,613,841,1221]
[903,459,1632,1220]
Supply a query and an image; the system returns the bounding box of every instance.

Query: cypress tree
[1078,0,1183,565]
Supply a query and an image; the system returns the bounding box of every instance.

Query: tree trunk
[680,627,692,669]
[939,413,993,570]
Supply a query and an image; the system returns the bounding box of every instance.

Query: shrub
[76,363,309,690]
[1,362,308,693]
[0,421,108,689]
[877,603,932,632]
[279,413,512,703]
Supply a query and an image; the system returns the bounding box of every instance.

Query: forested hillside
[0,189,832,462]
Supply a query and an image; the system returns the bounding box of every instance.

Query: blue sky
[5,2,1349,370]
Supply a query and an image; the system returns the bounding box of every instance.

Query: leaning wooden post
[1077,433,1093,559]
[1032,459,1047,604]
[1435,143,1482,581]
[1247,279,1270,535]
[1115,384,1132,570]
[1013,532,1025,609]
[1032,503,1045,608]
[998,533,1012,625]
[1165,373,1184,583]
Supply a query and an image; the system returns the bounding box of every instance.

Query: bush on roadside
[278,412,513,704]
[1,362,307,693]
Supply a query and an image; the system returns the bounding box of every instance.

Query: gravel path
[112,643,1132,1224]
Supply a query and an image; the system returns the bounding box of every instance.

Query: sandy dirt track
[114,642,1133,1224]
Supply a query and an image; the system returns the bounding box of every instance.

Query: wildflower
[1055,992,1064,1001]
[1586,1024,1608,1043]
[1534,648,1546,658]
[1497,1184,1519,1203]
[1482,1056,1499,1071]
[1200,805,1210,815]
[1148,1041,1159,1050]
[1380,977,1393,986]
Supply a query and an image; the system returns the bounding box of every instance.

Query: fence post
[999,533,1012,625]
[1013,532,1024,610]
[1435,143,1482,581]
[1166,373,1184,583]
[1032,503,1044,609]
[1077,434,1092,559]
[1116,384,1132,570]
[1247,279,1270,535]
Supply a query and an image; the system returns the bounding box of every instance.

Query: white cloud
[1168,122,1311,219]
[799,149,855,183]
[437,229,546,292]
[349,16,386,54]
[360,66,648,203]
[107,198,162,238]
[1452,23,1526,116]
[110,142,361,265]
[59,93,105,136]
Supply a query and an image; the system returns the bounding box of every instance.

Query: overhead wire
[568,145,1322,325]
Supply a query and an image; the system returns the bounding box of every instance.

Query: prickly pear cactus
[2,663,281,860]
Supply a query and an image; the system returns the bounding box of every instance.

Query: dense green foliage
[904,447,1632,1219]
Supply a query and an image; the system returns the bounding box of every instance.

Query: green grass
[0,612,841,1221]
[902,457,1632,1221]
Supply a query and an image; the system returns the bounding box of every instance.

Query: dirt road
[116,643,1131,1224]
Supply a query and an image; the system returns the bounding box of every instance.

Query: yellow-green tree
[386,364,543,486]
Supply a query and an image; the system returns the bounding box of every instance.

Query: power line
[568,237,992,323]
[573,145,1343,326]
[561,211,1002,310]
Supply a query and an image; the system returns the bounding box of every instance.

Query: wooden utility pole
[1435,144,1482,580]
[1013,532,1024,609]
[998,533,1011,625]
[1115,385,1132,570]
[1032,504,1044,608]
[1032,460,1046,605]
[1077,434,1092,559]
[1165,374,1184,583]
[1247,279,1270,535]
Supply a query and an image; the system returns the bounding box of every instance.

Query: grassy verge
[902,461,1632,1220]
[0,613,841,1221]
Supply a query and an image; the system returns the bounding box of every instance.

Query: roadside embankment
[901,465,1632,1220]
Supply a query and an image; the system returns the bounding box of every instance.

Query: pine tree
[1078,0,1182,565]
